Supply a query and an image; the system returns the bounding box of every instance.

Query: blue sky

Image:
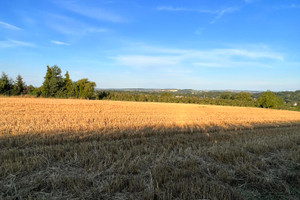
[0,0,299,91]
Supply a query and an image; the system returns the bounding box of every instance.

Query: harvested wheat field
[1,97,300,135]
[1,97,300,199]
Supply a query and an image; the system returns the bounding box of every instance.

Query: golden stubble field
[1,97,300,136]
[1,97,300,199]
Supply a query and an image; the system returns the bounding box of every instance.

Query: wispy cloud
[290,4,300,8]
[54,1,125,23]
[243,0,255,3]
[273,4,300,10]
[86,28,109,33]
[193,61,272,68]
[110,43,284,69]
[45,14,109,35]
[51,40,69,45]
[157,6,215,14]
[112,55,181,69]
[193,62,224,68]
[0,21,22,30]
[211,48,283,60]
[210,7,239,24]
[157,6,239,24]
[195,28,205,35]
[0,40,35,48]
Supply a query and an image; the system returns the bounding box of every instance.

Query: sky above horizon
[0,0,299,91]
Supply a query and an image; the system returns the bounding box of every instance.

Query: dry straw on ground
[1,97,300,199]
[1,97,300,135]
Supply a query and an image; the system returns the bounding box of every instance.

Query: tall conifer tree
[64,71,73,96]
[41,66,52,97]
[0,72,13,95]
[13,75,25,95]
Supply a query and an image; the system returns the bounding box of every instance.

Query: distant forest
[1,65,299,111]
[98,90,300,111]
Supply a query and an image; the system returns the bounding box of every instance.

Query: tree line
[0,65,96,99]
[1,66,299,110]
[97,90,291,110]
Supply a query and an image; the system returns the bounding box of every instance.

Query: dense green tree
[296,102,300,111]
[49,66,64,97]
[160,92,172,101]
[161,92,172,97]
[75,79,96,99]
[257,91,282,108]
[41,65,64,97]
[32,87,42,97]
[96,91,110,100]
[234,92,252,101]
[41,66,52,97]
[0,72,13,95]
[12,75,25,95]
[64,71,73,96]
[23,85,35,95]
[220,92,233,99]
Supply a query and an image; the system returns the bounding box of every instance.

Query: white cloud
[0,21,22,30]
[111,55,180,68]
[0,40,35,48]
[193,61,272,68]
[157,6,215,14]
[86,28,109,33]
[51,40,69,45]
[110,43,284,69]
[157,6,239,24]
[45,14,109,35]
[125,44,283,60]
[210,7,239,24]
[290,4,300,8]
[193,62,224,68]
[212,48,283,60]
[54,1,125,23]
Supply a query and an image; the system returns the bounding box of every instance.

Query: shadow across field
[1,122,300,199]
[1,121,299,147]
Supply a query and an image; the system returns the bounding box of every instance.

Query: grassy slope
[1,124,300,200]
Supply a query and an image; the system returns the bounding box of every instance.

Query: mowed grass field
[1,97,300,199]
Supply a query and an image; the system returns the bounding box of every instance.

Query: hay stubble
[1,97,300,199]
[1,97,300,135]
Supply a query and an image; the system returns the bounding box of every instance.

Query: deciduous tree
[75,78,96,99]
[257,91,282,108]
[234,92,252,101]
